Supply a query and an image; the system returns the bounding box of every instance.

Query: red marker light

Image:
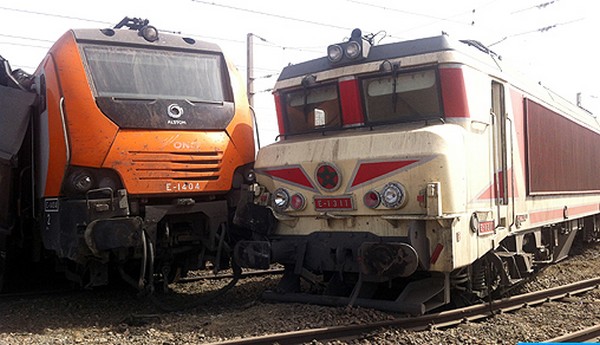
[363,190,381,209]
[290,193,306,211]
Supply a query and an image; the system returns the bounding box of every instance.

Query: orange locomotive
[0,18,255,290]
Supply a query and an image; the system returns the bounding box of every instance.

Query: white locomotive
[234,30,600,314]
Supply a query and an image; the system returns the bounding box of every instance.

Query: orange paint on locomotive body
[1,22,256,289]
[37,30,254,198]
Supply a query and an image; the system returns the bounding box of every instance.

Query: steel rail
[544,324,600,343]
[177,268,284,283]
[207,277,600,345]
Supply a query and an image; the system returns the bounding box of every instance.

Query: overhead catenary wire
[249,33,323,55]
[488,17,584,46]
[0,5,326,57]
[0,41,50,49]
[0,5,112,25]
[511,0,559,14]
[190,0,354,31]
[345,0,470,26]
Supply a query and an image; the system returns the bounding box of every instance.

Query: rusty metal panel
[526,99,600,194]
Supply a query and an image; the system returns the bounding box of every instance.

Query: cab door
[491,80,513,230]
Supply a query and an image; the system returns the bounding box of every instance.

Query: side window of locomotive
[283,84,341,134]
[362,69,441,123]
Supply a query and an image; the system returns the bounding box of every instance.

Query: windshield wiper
[112,97,156,102]
[301,74,316,121]
[379,60,401,113]
[187,99,224,105]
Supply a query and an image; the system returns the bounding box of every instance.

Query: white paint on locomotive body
[236,35,600,314]
[255,35,600,277]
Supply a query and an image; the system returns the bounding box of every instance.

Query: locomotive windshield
[83,45,228,102]
[279,69,442,136]
[283,83,341,134]
[362,69,441,123]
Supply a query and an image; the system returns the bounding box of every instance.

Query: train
[234,29,600,314]
[0,18,255,291]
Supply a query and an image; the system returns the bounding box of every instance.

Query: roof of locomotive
[71,28,223,53]
[276,33,596,129]
[278,35,462,80]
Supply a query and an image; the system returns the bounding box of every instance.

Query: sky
[0,0,598,145]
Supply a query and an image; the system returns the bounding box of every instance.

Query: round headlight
[272,188,290,210]
[327,44,343,63]
[290,193,306,211]
[140,25,159,42]
[245,169,256,183]
[381,182,407,209]
[345,41,361,59]
[363,190,381,209]
[71,171,94,193]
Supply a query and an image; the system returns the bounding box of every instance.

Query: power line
[488,17,584,46]
[0,33,55,43]
[0,41,50,49]
[0,5,323,56]
[511,0,559,14]
[191,0,354,31]
[0,6,112,25]
[0,30,283,75]
[346,0,469,25]
[250,34,323,55]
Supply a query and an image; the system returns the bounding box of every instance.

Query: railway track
[178,268,284,283]
[207,276,600,345]
[544,324,600,343]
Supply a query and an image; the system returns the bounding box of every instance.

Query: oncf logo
[315,162,341,191]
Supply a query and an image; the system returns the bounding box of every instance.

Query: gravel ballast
[1,243,599,345]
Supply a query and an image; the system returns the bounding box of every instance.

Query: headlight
[70,170,94,193]
[381,182,407,209]
[327,44,343,63]
[140,25,159,42]
[245,169,256,183]
[63,167,124,196]
[272,188,290,210]
[290,193,306,211]
[345,41,361,59]
[363,190,381,209]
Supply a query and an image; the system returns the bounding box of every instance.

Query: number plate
[478,221,495,235]
[314,195,355,211]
